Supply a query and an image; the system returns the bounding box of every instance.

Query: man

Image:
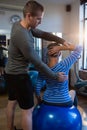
[5,1,69,130]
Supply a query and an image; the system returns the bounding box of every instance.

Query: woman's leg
[69,90,78,107]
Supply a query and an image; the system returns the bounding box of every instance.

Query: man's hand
[63,42,76,50]
[48,41,71,55]
[48,43,76,55]
[0,67,4,76]
[63,41,70,47]
[57,72,68,82]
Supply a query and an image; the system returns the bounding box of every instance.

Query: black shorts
[4,73,34,109]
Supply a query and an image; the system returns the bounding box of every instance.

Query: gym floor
[0,93,87,130]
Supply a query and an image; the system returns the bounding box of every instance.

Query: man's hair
[23,0,44,17]
[47,42,60,57]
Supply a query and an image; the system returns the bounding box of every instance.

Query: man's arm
[58,44,76,51]
[15,29,68,82]
[31,29,66,44]
[48,44,76,55]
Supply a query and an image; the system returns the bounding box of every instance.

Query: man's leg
[21,107,34,130]
[6,73,34,130]
[6,100,17,130]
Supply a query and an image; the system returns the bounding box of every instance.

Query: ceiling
[0,0,75,6]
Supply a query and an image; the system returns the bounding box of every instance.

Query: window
[79,3,87,69]
[34,38,42,59]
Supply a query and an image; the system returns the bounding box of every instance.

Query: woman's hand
[48,46,60,55]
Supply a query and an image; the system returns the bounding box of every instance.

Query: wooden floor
[0,93,87,130]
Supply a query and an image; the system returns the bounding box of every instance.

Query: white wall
[0,9,23,38]
[0,2,71,38]
[37,2,70,33]
[68,0,80,86]
[69,0,80,44]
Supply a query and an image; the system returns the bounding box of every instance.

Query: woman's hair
[23,0,44,17]
[47,42,60,57]
[47,42,60,50]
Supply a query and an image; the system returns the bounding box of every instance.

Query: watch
[10,15,21,23]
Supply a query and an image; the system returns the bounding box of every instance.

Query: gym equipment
[28,70,38,87]
[28,70,46,89]
[33,103,82,130]
[0,76,6,94]
[74,61,87,96]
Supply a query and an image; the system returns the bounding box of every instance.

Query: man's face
[29,11,44,28]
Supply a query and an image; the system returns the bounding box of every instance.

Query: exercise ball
[33,103,82,130]
[28,71,38,87]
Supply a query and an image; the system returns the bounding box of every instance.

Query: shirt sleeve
[31,29,65,44]
[61,45,83,71]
